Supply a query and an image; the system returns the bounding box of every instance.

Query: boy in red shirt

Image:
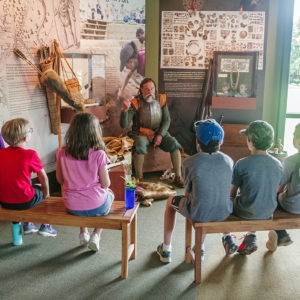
[0,118,56,237]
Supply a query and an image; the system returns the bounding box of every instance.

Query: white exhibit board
[161,11,265,70]
[0,0,81,172]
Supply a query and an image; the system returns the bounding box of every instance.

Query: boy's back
[180,151,233,222]
[233,154,283,219]
[278,152,300,213]
[0,146,42,203]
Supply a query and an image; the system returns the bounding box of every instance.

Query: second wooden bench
[185,210,300,283]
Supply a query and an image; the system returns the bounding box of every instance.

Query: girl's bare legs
[80,227,88,234]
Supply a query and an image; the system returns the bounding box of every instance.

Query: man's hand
[153,135,162,147]
[122,98,131,112]
[117,88,123,101]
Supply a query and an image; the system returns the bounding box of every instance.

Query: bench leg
[130,214,137,260]
[194,227,203,284]
[121,222,129,279]
[185,219,192,263]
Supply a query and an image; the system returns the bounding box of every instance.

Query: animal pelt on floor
[160,152,190,183]
[136,181,176,207]
[160,168,175,181]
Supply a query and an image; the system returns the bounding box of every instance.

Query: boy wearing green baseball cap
[223,120,283,256]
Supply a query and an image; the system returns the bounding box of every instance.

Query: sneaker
[277,230,293,247]
[79,232,90,245]
[237,234,258,255]
[173,176,184,188]
[222,234,238,255]
[192,244,205,262]
[88,233,100,252]
[201,248,205,262]
[156,243,171,263]
[23,222,38,235]
[38,224,57,237]
[266,230,278,252]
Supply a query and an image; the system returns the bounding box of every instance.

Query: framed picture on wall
[213,51,258,98]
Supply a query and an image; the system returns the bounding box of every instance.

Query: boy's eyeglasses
[28,128,34,133]
[194,120,202,129]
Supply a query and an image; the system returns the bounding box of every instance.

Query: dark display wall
[158,0,269,154]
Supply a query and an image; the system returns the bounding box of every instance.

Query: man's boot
[170,149,184,188]
[134,154,144,181]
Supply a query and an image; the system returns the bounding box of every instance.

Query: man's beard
[143,94,156,103]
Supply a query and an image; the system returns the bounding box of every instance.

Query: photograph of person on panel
[118,29,145,101]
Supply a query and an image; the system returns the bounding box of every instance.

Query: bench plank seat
[194,210,300,233]
[0,196,139,279]
[185,210,300,283]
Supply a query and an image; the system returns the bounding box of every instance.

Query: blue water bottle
[12,222,23,246]
[125,186,136,209]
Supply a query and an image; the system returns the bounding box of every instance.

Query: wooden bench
[0,196,139,279]
[185,210,300,283]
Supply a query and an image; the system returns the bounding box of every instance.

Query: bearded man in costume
[120,78,184,188]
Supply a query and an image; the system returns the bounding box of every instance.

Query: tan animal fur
[136,181,176,203]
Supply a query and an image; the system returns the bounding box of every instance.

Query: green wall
[263,1,280,127]
[263,0,294,137]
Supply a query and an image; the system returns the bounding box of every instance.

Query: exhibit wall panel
[158,0,269,154]
[0,0,82,172]
[0,0,146,172]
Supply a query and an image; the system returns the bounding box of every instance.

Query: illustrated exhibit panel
[0,0,81,171]
[0,0,145,171]
[160,11,265,70]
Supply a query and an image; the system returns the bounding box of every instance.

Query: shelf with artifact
[60,52,107,124]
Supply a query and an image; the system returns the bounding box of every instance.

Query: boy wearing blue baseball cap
[156,119,234,263]
[223,120,283,256]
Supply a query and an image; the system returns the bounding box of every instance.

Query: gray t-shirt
[232,154,283,220]
[178,151,233,222]
[278,153,300,213]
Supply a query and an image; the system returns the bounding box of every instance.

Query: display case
[62,53,106,106]
[60,53,107,124]
[212,51,258,110]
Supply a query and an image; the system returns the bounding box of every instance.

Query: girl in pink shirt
[56,113,114,251]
